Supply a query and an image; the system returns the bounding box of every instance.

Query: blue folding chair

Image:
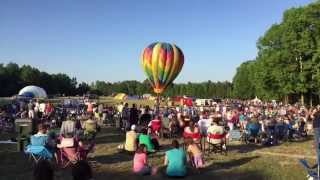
[25,135,53,163]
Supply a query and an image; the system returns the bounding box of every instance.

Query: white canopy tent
[18,85,48,98]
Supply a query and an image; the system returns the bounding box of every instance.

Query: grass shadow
[228,143,266,153]
[92,151,133,164]
[204,156,260,172]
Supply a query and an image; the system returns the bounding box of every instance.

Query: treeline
[90,80,232,98]
[0,63,232,98]
[0,63,79,96]
[232,2,320,105]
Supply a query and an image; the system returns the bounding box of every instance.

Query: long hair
[171,140,179,149]
[136,144,146,154]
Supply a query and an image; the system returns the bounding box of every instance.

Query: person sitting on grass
[185,138,205,169]
[124,125,138,153]
[133,144,157,175]
[147,127,160,151]
[72,160,93,180]
[139,128,155,153]
[164,140,187,178]
[33,159,54,180]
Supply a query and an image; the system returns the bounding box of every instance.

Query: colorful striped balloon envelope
[141,42,184,94]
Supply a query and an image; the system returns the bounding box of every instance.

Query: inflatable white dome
[18,86,47,98]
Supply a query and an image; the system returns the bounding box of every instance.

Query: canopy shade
[18,86,47,98]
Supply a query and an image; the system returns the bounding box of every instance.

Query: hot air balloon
[141,42,184,94]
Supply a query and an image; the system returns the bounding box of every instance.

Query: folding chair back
[25,145,53,163]
[60,147,80,168]
[207,133,227,155]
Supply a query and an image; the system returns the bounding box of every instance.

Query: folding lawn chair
[25,135,53,163]
[59,146,81,168]
[207,133,227,155]
[25,145,53,163]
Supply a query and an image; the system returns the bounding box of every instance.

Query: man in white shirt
[198,114,212,135]
[39,103,46,114]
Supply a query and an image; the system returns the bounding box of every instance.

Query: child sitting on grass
[185,137,205,169]
[133,144,157,175]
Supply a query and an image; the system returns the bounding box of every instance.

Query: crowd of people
[116,100,320,177]
[1,98,320,179]
[0,99,101,180]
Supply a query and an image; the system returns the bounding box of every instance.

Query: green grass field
[0,127,316,180]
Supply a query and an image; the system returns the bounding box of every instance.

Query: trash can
[15,119,33,151]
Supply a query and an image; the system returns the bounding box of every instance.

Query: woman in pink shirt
[133,144,156,175]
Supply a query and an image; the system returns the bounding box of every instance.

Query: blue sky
[0,0,312,83]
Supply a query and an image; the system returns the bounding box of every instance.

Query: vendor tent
[114,93,127,100]
[252,96,262,103]
[18,86,47,98]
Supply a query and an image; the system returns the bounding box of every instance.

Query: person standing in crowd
[34,99,40,118]
[97,103,104,126]
[28,100,35,119]
[86,101,93,115]
[39,101,46,118]
[198,113,212,135]
[117,102,124,115]
[226,109,234,130]
[45,102,54,118]
[130,104,139,128]
[122,103,130,130]
[140,106,152,126]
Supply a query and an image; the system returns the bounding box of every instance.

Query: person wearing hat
[124,124,138,153]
